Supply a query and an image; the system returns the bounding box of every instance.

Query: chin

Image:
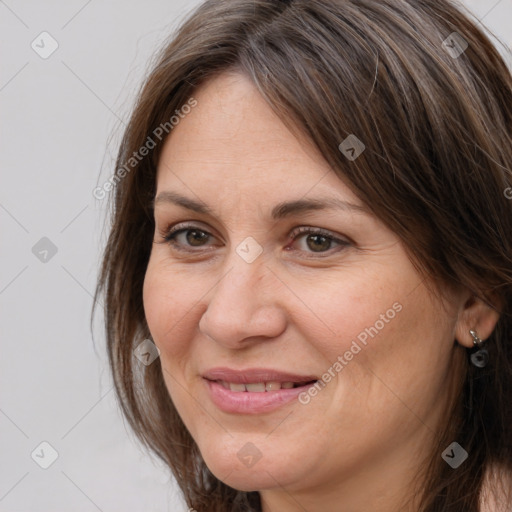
[199,439,299,492]
[209,462,287,492]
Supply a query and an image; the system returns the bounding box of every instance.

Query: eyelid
[287,226,351,258]
[157,221,351,257]
[159,221,219,242]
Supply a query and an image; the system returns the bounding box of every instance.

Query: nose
[198,252,287,349]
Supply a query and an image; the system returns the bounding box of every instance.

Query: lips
[202,367,319,414]
[202,367,318,385]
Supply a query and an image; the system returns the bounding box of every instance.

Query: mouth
[210,379,318,392]
[201,368,319,414]
[202,367,318,384]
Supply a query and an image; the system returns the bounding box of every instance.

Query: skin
[142,71,500,512]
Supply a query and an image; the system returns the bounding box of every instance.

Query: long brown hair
[94,0,512,510]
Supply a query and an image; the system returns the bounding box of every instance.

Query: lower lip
[204,379,317,414]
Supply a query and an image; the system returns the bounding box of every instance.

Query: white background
[1,1,510,510]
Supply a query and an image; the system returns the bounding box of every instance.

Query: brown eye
[159,223,350,258]
[181,229,209,247]
[288,226,351,257]
[161,223,216,251]
[303,234,332,252]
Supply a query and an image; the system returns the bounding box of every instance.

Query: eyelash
[158,222,351,258]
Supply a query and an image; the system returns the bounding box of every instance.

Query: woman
[94,0,512,510]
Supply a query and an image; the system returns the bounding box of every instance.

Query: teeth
[219,380,301,392]
[228,382,246,392]
[245,383,266,392]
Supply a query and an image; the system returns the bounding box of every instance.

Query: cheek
[332,286,456,432]
[142,260,199,360]
[142,262,203,418]
[287,268,404,364]
[300,263,452,406]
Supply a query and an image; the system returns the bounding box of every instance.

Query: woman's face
[143,72,465,506]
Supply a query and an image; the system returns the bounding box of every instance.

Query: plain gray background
[1,1,510,510]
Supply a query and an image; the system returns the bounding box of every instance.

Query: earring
[469,329,489,368]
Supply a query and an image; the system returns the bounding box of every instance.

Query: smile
[202,369,318,414]
[215,380,316,392]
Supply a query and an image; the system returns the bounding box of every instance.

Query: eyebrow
[152,191,370,220]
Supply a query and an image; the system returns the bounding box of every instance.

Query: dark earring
[469,329,488,368]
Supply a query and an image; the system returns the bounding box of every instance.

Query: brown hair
[94,0,512,510]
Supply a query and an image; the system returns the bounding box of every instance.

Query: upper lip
[202,367,318,384]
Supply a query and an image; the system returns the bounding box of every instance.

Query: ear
[454,292,502,348]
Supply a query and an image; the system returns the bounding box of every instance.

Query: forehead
[155,72,359,205]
